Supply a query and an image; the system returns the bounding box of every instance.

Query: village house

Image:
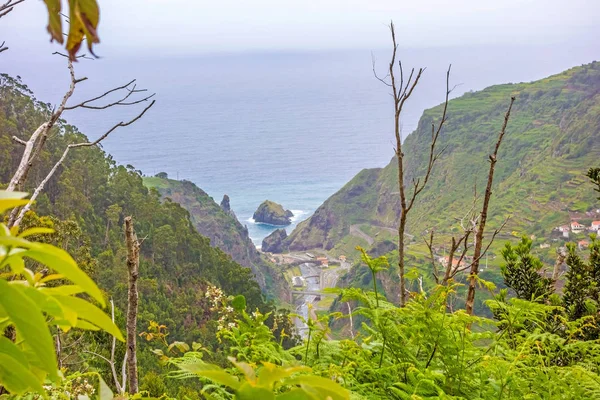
[571,221,585,234]
[437,255,467,268]
[339,255,347,262]
[540,243,550,249]
[316,256,329,267]
[579,240,590,250]
[591,221,600,232]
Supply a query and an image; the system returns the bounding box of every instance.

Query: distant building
[540,243,550,249]
[339,255,347,262]
[438,255,466,268]
[571,221,585,234]
[316,257,329,267]
[591,221,600,231]
[292,276,304,287]
[578,240,590,250]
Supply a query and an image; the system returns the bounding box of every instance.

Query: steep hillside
[143,176,290,302]
[286,62,600,253]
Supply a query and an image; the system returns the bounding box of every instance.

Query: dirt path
[349,224,413,245]
[349,224,374,245]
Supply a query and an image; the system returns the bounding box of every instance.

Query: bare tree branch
[465,97,516,315]
[12,100,155,227]
[7,60,81,194]
[375,21,452,306]
[64,80,156,111]
[424,230,439,284]
[0,0,25,19]
[11,136,26,145]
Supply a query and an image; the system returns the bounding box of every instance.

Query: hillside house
[339,255,347,262]
[591,221,600,232]
[540,243,550,249]
[579,240,590,250]
[438,255,467,268]
[556,225,570,238]
[571,221,585,234]
[316,256,329,267]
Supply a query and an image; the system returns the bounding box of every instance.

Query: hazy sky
[1,0,599,55]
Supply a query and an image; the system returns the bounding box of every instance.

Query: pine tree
[562,243,592,320]
[500,237,553,301]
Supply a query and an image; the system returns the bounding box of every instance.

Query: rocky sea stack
[261,228,288,253]
[253,200,294,225]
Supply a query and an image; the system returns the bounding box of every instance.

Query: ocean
[3,45,598,245]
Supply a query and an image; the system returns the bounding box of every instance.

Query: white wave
[289,209,307,223]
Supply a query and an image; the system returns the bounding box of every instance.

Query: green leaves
[0,191,123,396]
[171,355,349,400]
[232,295,247,312]
[357,246,389,274]
[0,280,58,381]
[54,295,123,340]
[0,353,45,395]
[42,0,101,60]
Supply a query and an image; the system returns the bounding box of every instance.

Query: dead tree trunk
[374,21,451,305]
[6,58,154,228]
[125,216,140,394]
[465,97,515,315]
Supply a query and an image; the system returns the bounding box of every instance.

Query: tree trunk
[397,208,407,306]
[124,216,140,394]
[465,97,515,315]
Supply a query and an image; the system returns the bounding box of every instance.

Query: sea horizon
[3,45,598,245]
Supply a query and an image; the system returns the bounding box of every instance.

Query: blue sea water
[3,45,598,245]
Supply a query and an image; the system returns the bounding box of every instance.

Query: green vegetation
[0,75,295,397]
[285,62,600,306]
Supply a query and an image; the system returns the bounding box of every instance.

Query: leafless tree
[374,21,452,306]
[425,194,509,289]
[125,216,140,394]
[7,59,155,227]
[0,0,26,53]
[465,97,516,315]
[83,300,128,395]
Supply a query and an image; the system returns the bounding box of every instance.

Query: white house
[571,221,585,234]
[591,221,600,232]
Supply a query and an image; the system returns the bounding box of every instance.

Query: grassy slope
[287,62,600,258]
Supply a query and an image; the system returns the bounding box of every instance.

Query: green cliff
[143,176,290,303]
[286,62,600,256]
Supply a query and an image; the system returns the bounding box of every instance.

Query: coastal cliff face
[143,177,291,303]
[262,228,288,253]
[253,200,294,225]
[285,62,600,252]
